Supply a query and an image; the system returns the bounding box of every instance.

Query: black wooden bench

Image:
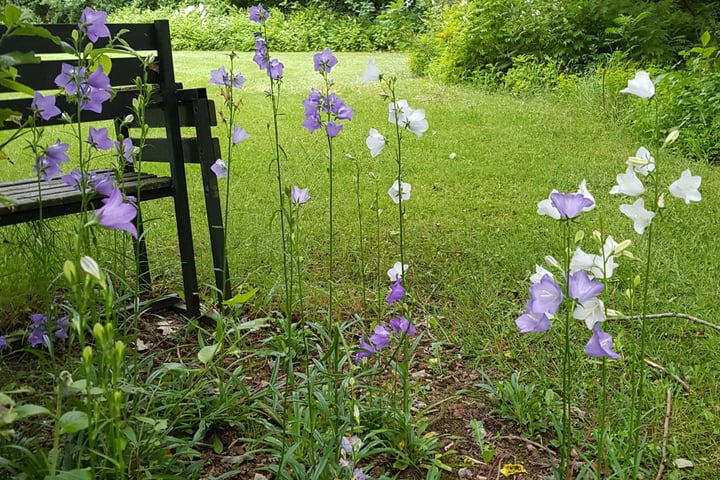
[0,20,228,317]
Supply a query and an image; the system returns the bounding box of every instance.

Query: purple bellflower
[54,315,69,340]
[81,65,112,113]
[585,323,620,359]
[550,192,594,219]
[268,59,284,80]
[79,7,111,43]
[55,64,83,96]
[117,137,135,163]
[91,172,115,197]
[95,187,138,238]
[313,48,338,74]
[233,125,250,145]
[253,36,269,70]
[211,159,228,178]
[34,140,70,181]
[28,313,49,348]
[528,274,563,315]
[88,127,114,150]
[249,4,269,23]
[516,301,551,333]
[0,336,6,351]
[210,66,246,89]
[389,316,416,336]
[31,92,61,121]
[290,186,310,205]
[568,270,604,303]
[355,334,375,361]
[386,276,404,307]
[369,325,390,350]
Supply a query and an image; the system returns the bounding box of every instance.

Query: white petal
[669,169,701,204]
[361,58,381,85]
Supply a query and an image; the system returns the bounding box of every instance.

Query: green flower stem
[561,219,572,479]
[598,357,607,480]
[353,157,367,312]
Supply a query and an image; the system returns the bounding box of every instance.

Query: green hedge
[108,3,422,52]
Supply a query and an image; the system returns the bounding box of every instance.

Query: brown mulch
[136,307,557,480]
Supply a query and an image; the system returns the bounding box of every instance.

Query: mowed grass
[1,52,719,474]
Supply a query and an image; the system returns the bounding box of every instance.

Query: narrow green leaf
[222,287,258,307]
[59,411,89,433]
[213,434,223,454]
[0,78,34,96]
[9,25,60,44]
[45,468,92,480]
[701,31,711,48]
[0,51,41,69]
[3,4,21,28]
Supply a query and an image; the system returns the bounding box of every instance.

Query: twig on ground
[615,312,720,333]
[499,435,557,457]
[644,359,692,392]
[655,388,673,480]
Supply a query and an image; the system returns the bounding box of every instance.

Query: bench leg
[133,207,152,293]
[194,97,230,303]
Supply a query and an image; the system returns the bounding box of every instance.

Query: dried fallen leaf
[156,321,178,336]
[673,458,694,469]
[136,338,149,352]
[500,463,528,477]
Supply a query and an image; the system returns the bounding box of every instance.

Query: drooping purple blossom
[290,185,309,205]
[81,65,112,113]
[34,140,70,181]
[233,125,250,145]
[549,192,594,220]
[117,137,135,163]
[516,300,551,333]
[268,59,284,80]
[88,127,114,150]
[585,323,620,359]
[369,325,390,350]
[341,435,362,455]
[355,334,375,362]
[28,313,49,348]
[389,317,416,336]
[253,36,269,70]
[568,270,604,303]
[91,172,115,197]
[249,4,269,23]
[352,468,370,480]
[325,121,343,138]
[386,276,404,307]
[54,63,83,96]
[31,92,61,121]
[209,66,246,89]
[0,336,7,351]
[211,159,228,178]
[95,187,138,238]
[313,48,338,74]
[528,274,563,315]
[79,7,111,43]
[54,315,69,340]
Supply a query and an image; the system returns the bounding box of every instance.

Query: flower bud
[633,275,641,287]
[82,345,93,363]
[544,255,560,269]
[93,323,105,342]
[612,239,632,255]
[575,230,585,243]
[664,129,679,145]
[63,260,77,283]
[80,256,103,282]
[657,193,665,209]
[592,230,602,243]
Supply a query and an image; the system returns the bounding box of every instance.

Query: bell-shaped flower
[585,323,620,359]
[386,277,404,306]
[249,4,269,23]
[88,127,114,150]
[79,7,110,43]
[31,92,61,121]
[95,188,138,238]
[233,125,250,145]
[325,121,343,138]
[569,270,604,303]
[387,261,408,281]
[34,140,70,181]
[537,189,561,219]
[362,58,380,84]
[573,297,606,330]
[516,301,551,333]
[529,274,562,315]
[668,169,701,204]
[388,180,411,204]
[117,137,135,163]
[313,48,337,74]
[210,66,246,89]
[620,198,655,235]
[369,325,391,350]
[355,334,375,361]
[550,192,594,219]
[290,185,309,205]
[389,100,429,137]
[211,159,228,178]
[390,316,416,336]
[627,146,655,176]
[366,128,386,157]
[610,166,645,196]
[268,59,284,80]
[620,71,655,99]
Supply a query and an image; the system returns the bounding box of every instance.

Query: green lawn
[1,51,718,476]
